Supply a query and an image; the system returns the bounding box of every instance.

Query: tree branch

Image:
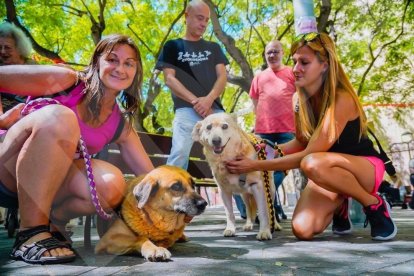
[5,0,64,63]
[357,0,410,95]
[204,0,254,92]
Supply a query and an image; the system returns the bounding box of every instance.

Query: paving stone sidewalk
[0,205,413,275]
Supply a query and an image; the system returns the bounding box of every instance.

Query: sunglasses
[294,32,328,58]
[295,32,320,43]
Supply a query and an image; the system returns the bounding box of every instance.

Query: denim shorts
[0,180,18,208]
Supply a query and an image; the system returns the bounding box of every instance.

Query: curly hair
[0,22,32,59]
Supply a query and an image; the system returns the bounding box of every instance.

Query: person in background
[250,40,296,220]
[155,0,228,170]
[0,34,154,264]
[0,21,35,115]
[0,21,35,227]
[226,32,397,241]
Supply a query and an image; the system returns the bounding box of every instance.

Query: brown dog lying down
[95,165,207,262]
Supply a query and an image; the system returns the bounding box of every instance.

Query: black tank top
[328,117,381,158]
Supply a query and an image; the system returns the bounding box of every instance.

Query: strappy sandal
[10,225,76,265]
[51,231,73,248]
[49,215,74,247]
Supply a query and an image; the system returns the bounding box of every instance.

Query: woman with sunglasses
[226,32,397,241]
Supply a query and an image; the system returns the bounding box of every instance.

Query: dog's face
[132,165,207,219]
[192,113,238,154]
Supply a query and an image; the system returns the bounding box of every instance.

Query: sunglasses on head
[295,32,320,43]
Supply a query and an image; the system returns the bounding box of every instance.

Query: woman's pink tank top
[54,83,122,155]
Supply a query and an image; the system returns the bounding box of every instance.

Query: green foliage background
[1,0,413,136]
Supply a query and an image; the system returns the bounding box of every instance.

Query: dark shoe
[10,225,76,264]
[364,195,397,241]
[409,192,414,210]
[332,198,352,235]
[274,204,287,220]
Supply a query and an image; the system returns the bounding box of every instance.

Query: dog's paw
[242,222,254,231]
[256,229,272,240]
[223,228,236,237]
[142,246,172,262]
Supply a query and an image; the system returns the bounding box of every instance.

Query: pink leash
[21,97,113,220]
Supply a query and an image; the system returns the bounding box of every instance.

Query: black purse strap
[367,128,391,164]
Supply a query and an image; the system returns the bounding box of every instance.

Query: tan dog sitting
[95,165,207,261]
[192,113,281,240]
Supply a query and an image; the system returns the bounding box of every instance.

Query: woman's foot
[10,225,76,264]
[50,213,74,246]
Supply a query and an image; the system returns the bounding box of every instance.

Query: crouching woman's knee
[96,162,127,209]
[34,105,80,142]
[291,210,327,241]
[300,153,327,181]
[291,216,316,241]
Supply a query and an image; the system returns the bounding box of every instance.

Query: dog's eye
[222,123,228,130]
[170,182,184,192]
[206,124,212,130]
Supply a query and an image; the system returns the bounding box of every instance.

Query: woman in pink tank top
[0,34,153,264]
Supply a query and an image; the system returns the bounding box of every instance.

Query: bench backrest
[98,132,213,180]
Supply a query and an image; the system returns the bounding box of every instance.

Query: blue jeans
[167,107,223,169]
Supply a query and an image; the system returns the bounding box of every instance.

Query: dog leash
[21,97,114,220]
[248,134,277,233]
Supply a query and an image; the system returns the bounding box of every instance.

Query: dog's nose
[195,197,208,211]
[212,137,221,146]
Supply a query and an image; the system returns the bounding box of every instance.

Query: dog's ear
[133,175,159,208]
[229,113,238,124]
[192,121,203,141]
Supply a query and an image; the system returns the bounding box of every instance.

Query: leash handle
[21,98,114,220]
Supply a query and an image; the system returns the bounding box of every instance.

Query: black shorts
[0,180,18,208]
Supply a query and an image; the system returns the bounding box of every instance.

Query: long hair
[290,33,366,142]
[80,34,143,123]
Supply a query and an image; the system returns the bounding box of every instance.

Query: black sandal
[10,225,76,265]
[51,231,73,248]
[49,215,74,247]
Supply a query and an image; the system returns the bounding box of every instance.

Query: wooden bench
[83,131,216,248]
[98,131,216,188]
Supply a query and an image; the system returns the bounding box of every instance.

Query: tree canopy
[1,0,413,135]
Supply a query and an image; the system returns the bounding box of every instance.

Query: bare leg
[292,181,342,240]
[51,159,126,224]
[301,152,379,206]
[292,152,380,240]
[0,105,79,258]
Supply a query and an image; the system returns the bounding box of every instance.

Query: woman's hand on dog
[226,156,258,174]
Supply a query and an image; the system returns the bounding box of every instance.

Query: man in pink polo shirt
[249,40,296,219]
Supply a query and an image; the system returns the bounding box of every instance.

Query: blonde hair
[290,33,367,142]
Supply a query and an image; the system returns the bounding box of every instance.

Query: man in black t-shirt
[156,0,229,169]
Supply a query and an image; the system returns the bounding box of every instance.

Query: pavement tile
[0,206,413,275]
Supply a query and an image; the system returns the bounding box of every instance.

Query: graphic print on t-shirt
[177,50,212,66]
